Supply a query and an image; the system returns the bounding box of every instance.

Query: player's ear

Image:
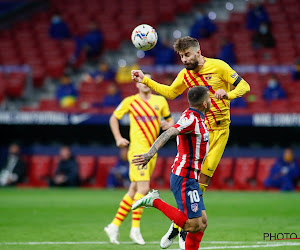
[197,49,201,56]
[203,100,207,109]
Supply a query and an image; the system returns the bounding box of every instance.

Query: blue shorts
[170,172,205,219]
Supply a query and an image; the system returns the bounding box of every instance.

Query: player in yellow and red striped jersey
[104,73,174,245]
[132,36,250,249]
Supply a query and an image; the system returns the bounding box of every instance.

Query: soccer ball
[131,24,158,51]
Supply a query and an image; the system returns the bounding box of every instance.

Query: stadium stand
[1,0,300,192]
[233,157,257,190]
[0,0,299,114]
[15,153,300,191]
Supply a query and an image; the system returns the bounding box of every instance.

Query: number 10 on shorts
[187,190,200,203]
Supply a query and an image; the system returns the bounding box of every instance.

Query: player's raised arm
[215,60,250,100]
[132,127,179,167]
[131,70,187,100]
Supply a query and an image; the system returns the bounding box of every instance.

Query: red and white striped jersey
[172,108,209,180]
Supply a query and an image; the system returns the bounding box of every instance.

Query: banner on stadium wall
[252,113,300,127]
[0,111,299,127]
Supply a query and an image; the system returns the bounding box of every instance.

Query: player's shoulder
[180,109,195,120]
[206,57,229,69]
[151,94,167,102]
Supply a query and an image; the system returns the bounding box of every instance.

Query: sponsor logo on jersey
[180,117,188,123]
[191,203,199,213]
[231,72,238,79]
[203,132,209,142]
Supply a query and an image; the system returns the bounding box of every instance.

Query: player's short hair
[187,86,209,106]
[173,36,200,53]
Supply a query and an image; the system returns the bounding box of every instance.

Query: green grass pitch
[0,188,300,249]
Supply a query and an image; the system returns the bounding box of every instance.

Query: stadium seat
[150,157,165,189]
[209,157,234,190]
[256,157,276,190]
[95,156,118,187]
[76,156,96,186]
[28,155,52,187]
[233,158,257,190]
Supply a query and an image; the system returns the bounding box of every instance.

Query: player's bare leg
[130,181,150,245]
[104,182,137,244]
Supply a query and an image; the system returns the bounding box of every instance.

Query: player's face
[179,48,200,70]
[136,82,151,93]
[136,73,151,93]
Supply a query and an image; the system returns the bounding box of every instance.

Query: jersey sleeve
[173,113,195,134]
[216,60,251,100]
[142,69,187,100]
[113,97,131,120]
[160,97,172,120]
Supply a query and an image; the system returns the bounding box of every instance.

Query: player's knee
[184,221,202,233]
[201,218,207,232]
[137,186,150,195]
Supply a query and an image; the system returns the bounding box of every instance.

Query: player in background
[104,73,174,245]
[131,36,250,248]
[132,86,211,250]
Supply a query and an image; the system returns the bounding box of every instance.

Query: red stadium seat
[209,157,234,190]
[233,158,257,190]
[28,155,52,187]
[150,157,165,189]
[256,158,276,190]
[39,99,61,111]
[95,156,118,187]
[76,156,96,186]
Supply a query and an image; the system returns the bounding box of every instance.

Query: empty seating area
[0,0,299,114]
[18,154,300,191]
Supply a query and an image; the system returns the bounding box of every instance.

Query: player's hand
[132,153,151,167]
[131,70,145,83]
[160,120,171,130]
[116,137,129,148]
[214,89,228,100]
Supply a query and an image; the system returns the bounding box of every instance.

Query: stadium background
[0,0,300,249]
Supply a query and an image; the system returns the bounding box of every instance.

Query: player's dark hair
[173,36,200,53]
[187,86,208,107]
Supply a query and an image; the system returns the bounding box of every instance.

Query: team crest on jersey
[154,105,159,110]
[204,74,212,80]
[191,203,198,213]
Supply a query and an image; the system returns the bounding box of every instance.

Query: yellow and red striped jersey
[142,58,250,130]
[113,94,171,153]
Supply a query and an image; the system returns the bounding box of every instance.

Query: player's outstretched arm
[131,70,186,100]
[132,127,179,167]
[109,114,129,148]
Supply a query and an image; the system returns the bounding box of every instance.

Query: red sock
[153,199,188,228]
[185,231,204,250]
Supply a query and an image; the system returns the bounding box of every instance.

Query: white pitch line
[172,242,300,249]
[1,241,300,249]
